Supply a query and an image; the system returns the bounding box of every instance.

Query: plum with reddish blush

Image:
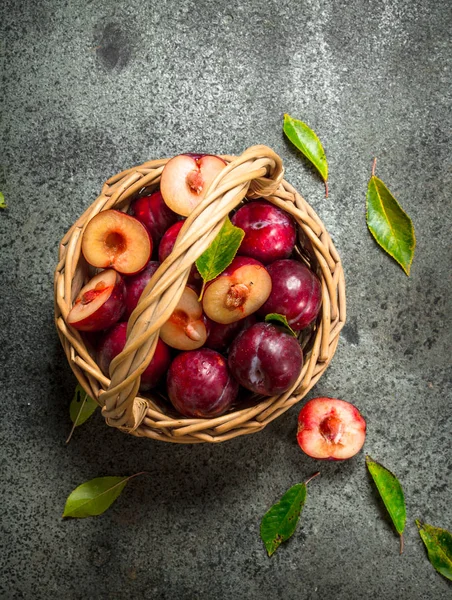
[97,322,171,391]
[158,221,201,288]
[228,322,303,396]
[258,259,322,331]
[297,397,366,460]
[167,349,238,418]
[158,220,185,262]
[123,261,160,319]
[82,210,152,275]
[129,191,179,246]
[205,314,256,352]
[202,256,272,324]
[67,269,126,332]
[160,153,226,216]
[231,201,296,264]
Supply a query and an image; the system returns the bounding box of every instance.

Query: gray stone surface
[1,0,451,598]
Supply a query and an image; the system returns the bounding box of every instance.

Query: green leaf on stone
[63,473,145,519]
[196,217,244,296]
[264,313,296,337]
[283,114,328,196]
[260,472,319,557]
[416,520,452,581]
[366,455,406,553]
[66,383,98,443]
[366,164,416,275]
[0,192,6,209]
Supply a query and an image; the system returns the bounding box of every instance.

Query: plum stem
[400,533,404,555]
[198,281,206,303]
[304,471,320,486]
[371,157,377,177]
[324,179,329,198]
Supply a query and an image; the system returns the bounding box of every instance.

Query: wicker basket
[54,145,345,443]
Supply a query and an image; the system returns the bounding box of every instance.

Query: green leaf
[366,456,406,553]
[0,192,6,209]
[264,313,296,337]
[69,383,98,426]
[416,520,452,581]
[260,473,319,556]
[66,384,98,444]
[366,171,416,275]
[283,114,328,195]
[195,217,244,287]
[63,473,145,519]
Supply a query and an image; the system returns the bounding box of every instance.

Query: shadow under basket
[54,145,346,443]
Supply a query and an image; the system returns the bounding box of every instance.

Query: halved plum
[82,210,151,275]
[67,269,126,332]
[159,286,208,351]
[202,257,272,324]
[160,153,226,216]
[297,397,366,460]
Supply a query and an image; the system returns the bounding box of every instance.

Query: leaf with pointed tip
[196,217,244,285]
[366,175,415,275]
[416,521,452,581]
[69,383,98,427]
[260,473,319,556]
[0,192,5,209]
[260,483,306,557]
[63,474,145,519]
[283,114,328,194]
[366,456,406,552]
[264,313,296,337]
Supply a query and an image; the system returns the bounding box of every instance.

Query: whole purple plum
[258,259,322,331]
[228,322,303,396]
[167,349,238,418]
[231,201,296,264]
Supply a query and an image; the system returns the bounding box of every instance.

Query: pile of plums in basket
[67,153,323,421]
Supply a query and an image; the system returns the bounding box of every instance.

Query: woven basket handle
[100,145,284,430]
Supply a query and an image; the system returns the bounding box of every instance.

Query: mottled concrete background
[1,0,451,598]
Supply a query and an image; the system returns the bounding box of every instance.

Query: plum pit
[105,231,126,254]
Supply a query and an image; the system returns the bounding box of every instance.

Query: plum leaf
[366,455,406,553]
[69,383,98,426]
[260,473,319,556]
[416,521,452,581]
[366,165,416,275]
[66,383,98,443]
[63,473,145,519]
[264,313,296,337]
[196,217,244,288]
[283,114,328,196]
[0,192,6,209]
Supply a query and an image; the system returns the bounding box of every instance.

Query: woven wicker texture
[54,145,346,443]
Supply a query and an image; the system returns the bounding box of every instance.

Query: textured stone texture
[1,0,451,598]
